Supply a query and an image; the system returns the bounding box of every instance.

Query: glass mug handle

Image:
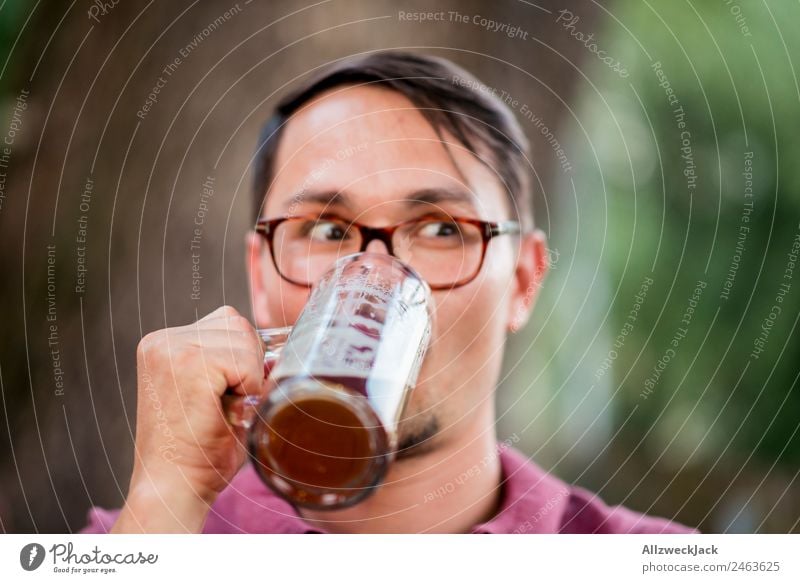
[221,326,292,429]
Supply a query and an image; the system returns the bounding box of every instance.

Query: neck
[297,405,503,533]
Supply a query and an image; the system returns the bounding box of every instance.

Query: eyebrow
[283,186,478,213]
[404,187,478,209]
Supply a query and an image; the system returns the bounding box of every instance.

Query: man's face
[247,85,546,454]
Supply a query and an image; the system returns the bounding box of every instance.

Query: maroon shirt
[79,447,696,534]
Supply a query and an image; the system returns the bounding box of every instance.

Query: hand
[113,306,266,533]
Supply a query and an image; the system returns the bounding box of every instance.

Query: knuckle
[231,315,254,332]
[217,305,239,318]
[137,330,162,357]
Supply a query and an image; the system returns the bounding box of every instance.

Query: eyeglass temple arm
[488,220,522,237]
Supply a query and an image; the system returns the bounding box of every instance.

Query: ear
[507,229,549,333]
[246,231,271,328]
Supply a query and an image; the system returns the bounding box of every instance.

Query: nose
[364,239,392,255]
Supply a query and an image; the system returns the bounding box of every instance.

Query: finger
[197,305,242,323]
[198,347,267,399]
[177,328,265,363]
[194,313,262,345]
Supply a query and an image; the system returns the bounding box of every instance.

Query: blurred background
[0,0,798,533]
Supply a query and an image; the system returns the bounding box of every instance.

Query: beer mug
[223,252,433,509]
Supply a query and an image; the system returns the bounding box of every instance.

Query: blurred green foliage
[0,0,26,89]
[500,0,800,532]
[591,1,800,467]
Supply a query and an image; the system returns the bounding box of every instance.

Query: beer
[249,376,396,508]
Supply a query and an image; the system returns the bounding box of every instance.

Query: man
[81,51,695,534]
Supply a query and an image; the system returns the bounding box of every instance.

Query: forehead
[264,85,509,220]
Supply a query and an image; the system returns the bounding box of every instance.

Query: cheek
[424,279,510,387]
[266,277,311,327]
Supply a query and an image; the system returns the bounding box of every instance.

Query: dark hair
[252,50,532,229]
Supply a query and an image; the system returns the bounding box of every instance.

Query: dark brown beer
[249,376,392,508]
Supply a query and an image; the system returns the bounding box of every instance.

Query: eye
[305,219,350,242]
[417,221,462,239]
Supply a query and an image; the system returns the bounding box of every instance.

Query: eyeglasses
[255,214,521,290]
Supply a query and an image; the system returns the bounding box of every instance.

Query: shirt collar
[471,446,571,534]
[220,446,569,534]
